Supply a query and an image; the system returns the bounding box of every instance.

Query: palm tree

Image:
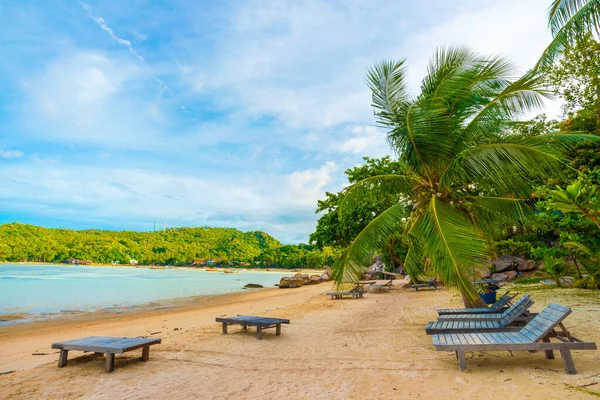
[332,46,596,306]
[536,0,600,69]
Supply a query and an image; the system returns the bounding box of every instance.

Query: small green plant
[536,254,572,288]
[572,261,600,290]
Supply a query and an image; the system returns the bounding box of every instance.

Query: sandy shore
[1,281,599,399]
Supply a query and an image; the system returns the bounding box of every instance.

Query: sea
[0,264,289,326]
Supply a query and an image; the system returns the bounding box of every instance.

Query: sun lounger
[216,315,290,339]
[412,280,438,291]
[426,296,533,335]
[436,295,533,322]
[326,281,375,299]
[436,291,515,315]
[432,304,597,374]
[51,336,161,372]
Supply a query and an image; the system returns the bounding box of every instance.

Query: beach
[1,281,599,399]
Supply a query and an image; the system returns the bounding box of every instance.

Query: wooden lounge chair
[426,296,533,335]
[51,336,161,372]
[326,281,375,299]
[412,280,438,291]
[216,315,290,339]
[437,295,533,322]
[432,304,597,374]
[436,291,515,315]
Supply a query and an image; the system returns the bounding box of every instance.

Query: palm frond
[461,71,550,142]
[366,59,410,127]
[419,196,489,302]
[440,134,598,196]
[537,0,600,69]
[460,196,539,235]
[338,174,419,215]
[331,203,408,288]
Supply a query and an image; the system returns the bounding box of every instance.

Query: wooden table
[216,315,290,339]
[51,336,161,372]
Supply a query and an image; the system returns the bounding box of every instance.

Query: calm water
[0,264,289,325]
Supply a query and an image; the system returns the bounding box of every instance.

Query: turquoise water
[0,264,289,324]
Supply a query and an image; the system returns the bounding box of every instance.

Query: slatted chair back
[518,304,571,342]
[498,297,533,326]
[498,294,531,318]
[489,294,512,312]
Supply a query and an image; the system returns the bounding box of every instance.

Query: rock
[490,272,509,282]
[321,273,330,281]
[279,276,305,289]
[244,283,264,288]
[481,268,493,279]
[301,273,310,279]
[308,275,322,285]
[504,271,518,280]
[492,255,526,272]
[518,260,536,271]
[491,271,518,282]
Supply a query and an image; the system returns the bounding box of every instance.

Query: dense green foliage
[0,223,336,269]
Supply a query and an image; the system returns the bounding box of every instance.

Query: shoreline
[0,261,324,274]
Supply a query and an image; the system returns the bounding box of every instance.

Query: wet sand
[1,281,599,399]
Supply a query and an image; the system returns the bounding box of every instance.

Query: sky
[0,0,561,243]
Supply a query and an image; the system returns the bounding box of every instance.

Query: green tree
[538,254,572,288]
[332,47,597,305]
[310,156,409,248]
[536,0,600,69]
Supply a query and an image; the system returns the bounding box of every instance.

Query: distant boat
[223,269,239,274]
[205,268,218,272]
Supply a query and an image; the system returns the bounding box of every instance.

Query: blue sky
[0,0,559,243]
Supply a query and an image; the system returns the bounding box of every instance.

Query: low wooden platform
[216,315,290,339]
[51,336,161,372]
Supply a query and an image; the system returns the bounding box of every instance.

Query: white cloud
[287,161,337,207]
[0,160,341,243]
[340,126,390,157]
[81,3,144,62]
[0,149,23,160]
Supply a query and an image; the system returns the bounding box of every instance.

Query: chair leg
[222,323,228,334]
[105,353,115,373]
[560,349,577,374]
[141,346,150,361]
[58,349,68,367]
[542,337,554,359]
[256,327,263,340]
[456,351,467,371]
[276,324,281,336]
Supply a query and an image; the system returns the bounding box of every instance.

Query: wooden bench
[426,295,533,334]
[216,315,290,340]
[432,304,597,374]
[326,281,375,300]
[51,336,161,372]
[436,295,533,323]
[436,291,515,315]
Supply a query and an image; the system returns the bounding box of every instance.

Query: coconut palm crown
[331,46,596,304]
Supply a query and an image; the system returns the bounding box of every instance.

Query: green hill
[0,223,281,265]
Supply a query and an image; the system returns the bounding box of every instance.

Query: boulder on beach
[244,283,264,289]
[492,255,526,272]
[279,276,305,289]
[308,275,321,284]
[491,270,518,282]
[320,273,330,281]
